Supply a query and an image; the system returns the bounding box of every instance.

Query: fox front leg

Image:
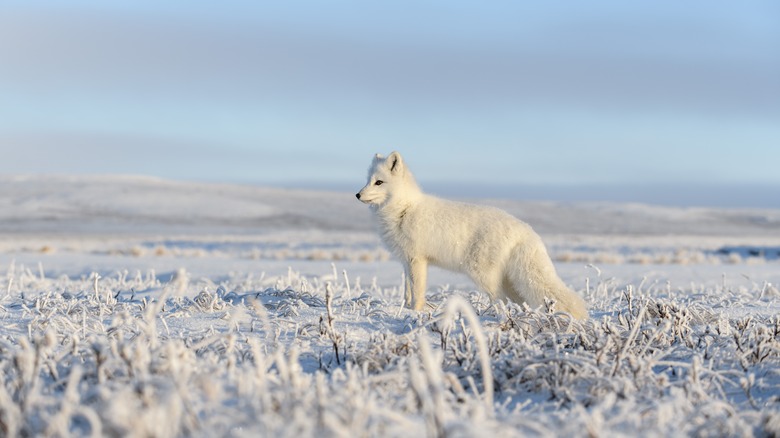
[403,262,413,308]
[405,258,428,311]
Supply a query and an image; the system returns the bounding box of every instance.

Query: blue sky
[1,1,779,207]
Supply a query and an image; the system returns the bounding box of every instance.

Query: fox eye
[374,180,384,186]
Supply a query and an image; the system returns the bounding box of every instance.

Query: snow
[1,175,780,436]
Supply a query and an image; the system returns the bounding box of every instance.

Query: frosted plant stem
[93,273,100,301]
[6,259,15,298]
[0,381,21,436]
[408,354,437,437]
[343,270,351,300]
[325,282,335,329]
[325,282,340,365]
[441,296,494,413]
[418,335,446,434]
[46,366,83,436]
[612,302,647,377]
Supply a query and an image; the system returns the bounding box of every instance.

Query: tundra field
[1,176,780,437]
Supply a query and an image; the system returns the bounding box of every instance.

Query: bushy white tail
[505,243,588,320]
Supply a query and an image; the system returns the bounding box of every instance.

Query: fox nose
[355,193,361,200]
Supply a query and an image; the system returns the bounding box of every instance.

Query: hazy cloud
[1,6,778,115]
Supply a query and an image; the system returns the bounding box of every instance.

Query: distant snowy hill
[0,175,371,235]
[1,175,778,237]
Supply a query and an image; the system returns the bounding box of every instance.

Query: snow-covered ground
[1,175,779,436]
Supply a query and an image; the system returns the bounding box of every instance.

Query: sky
[1,1,779,207]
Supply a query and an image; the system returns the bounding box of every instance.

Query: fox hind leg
[401,260,417,309]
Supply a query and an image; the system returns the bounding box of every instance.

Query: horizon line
[2,173,778,209]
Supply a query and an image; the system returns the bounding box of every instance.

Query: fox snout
[355,190,374,204]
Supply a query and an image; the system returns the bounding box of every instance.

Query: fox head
[356,151,418,207]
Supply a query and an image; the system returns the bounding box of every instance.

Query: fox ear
[387,151,403,174]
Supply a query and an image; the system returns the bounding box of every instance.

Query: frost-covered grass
[2,262,780,437]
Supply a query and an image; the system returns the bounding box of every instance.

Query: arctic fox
[356,151,588,320]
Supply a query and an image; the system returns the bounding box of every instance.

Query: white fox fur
[356,151,588,320]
